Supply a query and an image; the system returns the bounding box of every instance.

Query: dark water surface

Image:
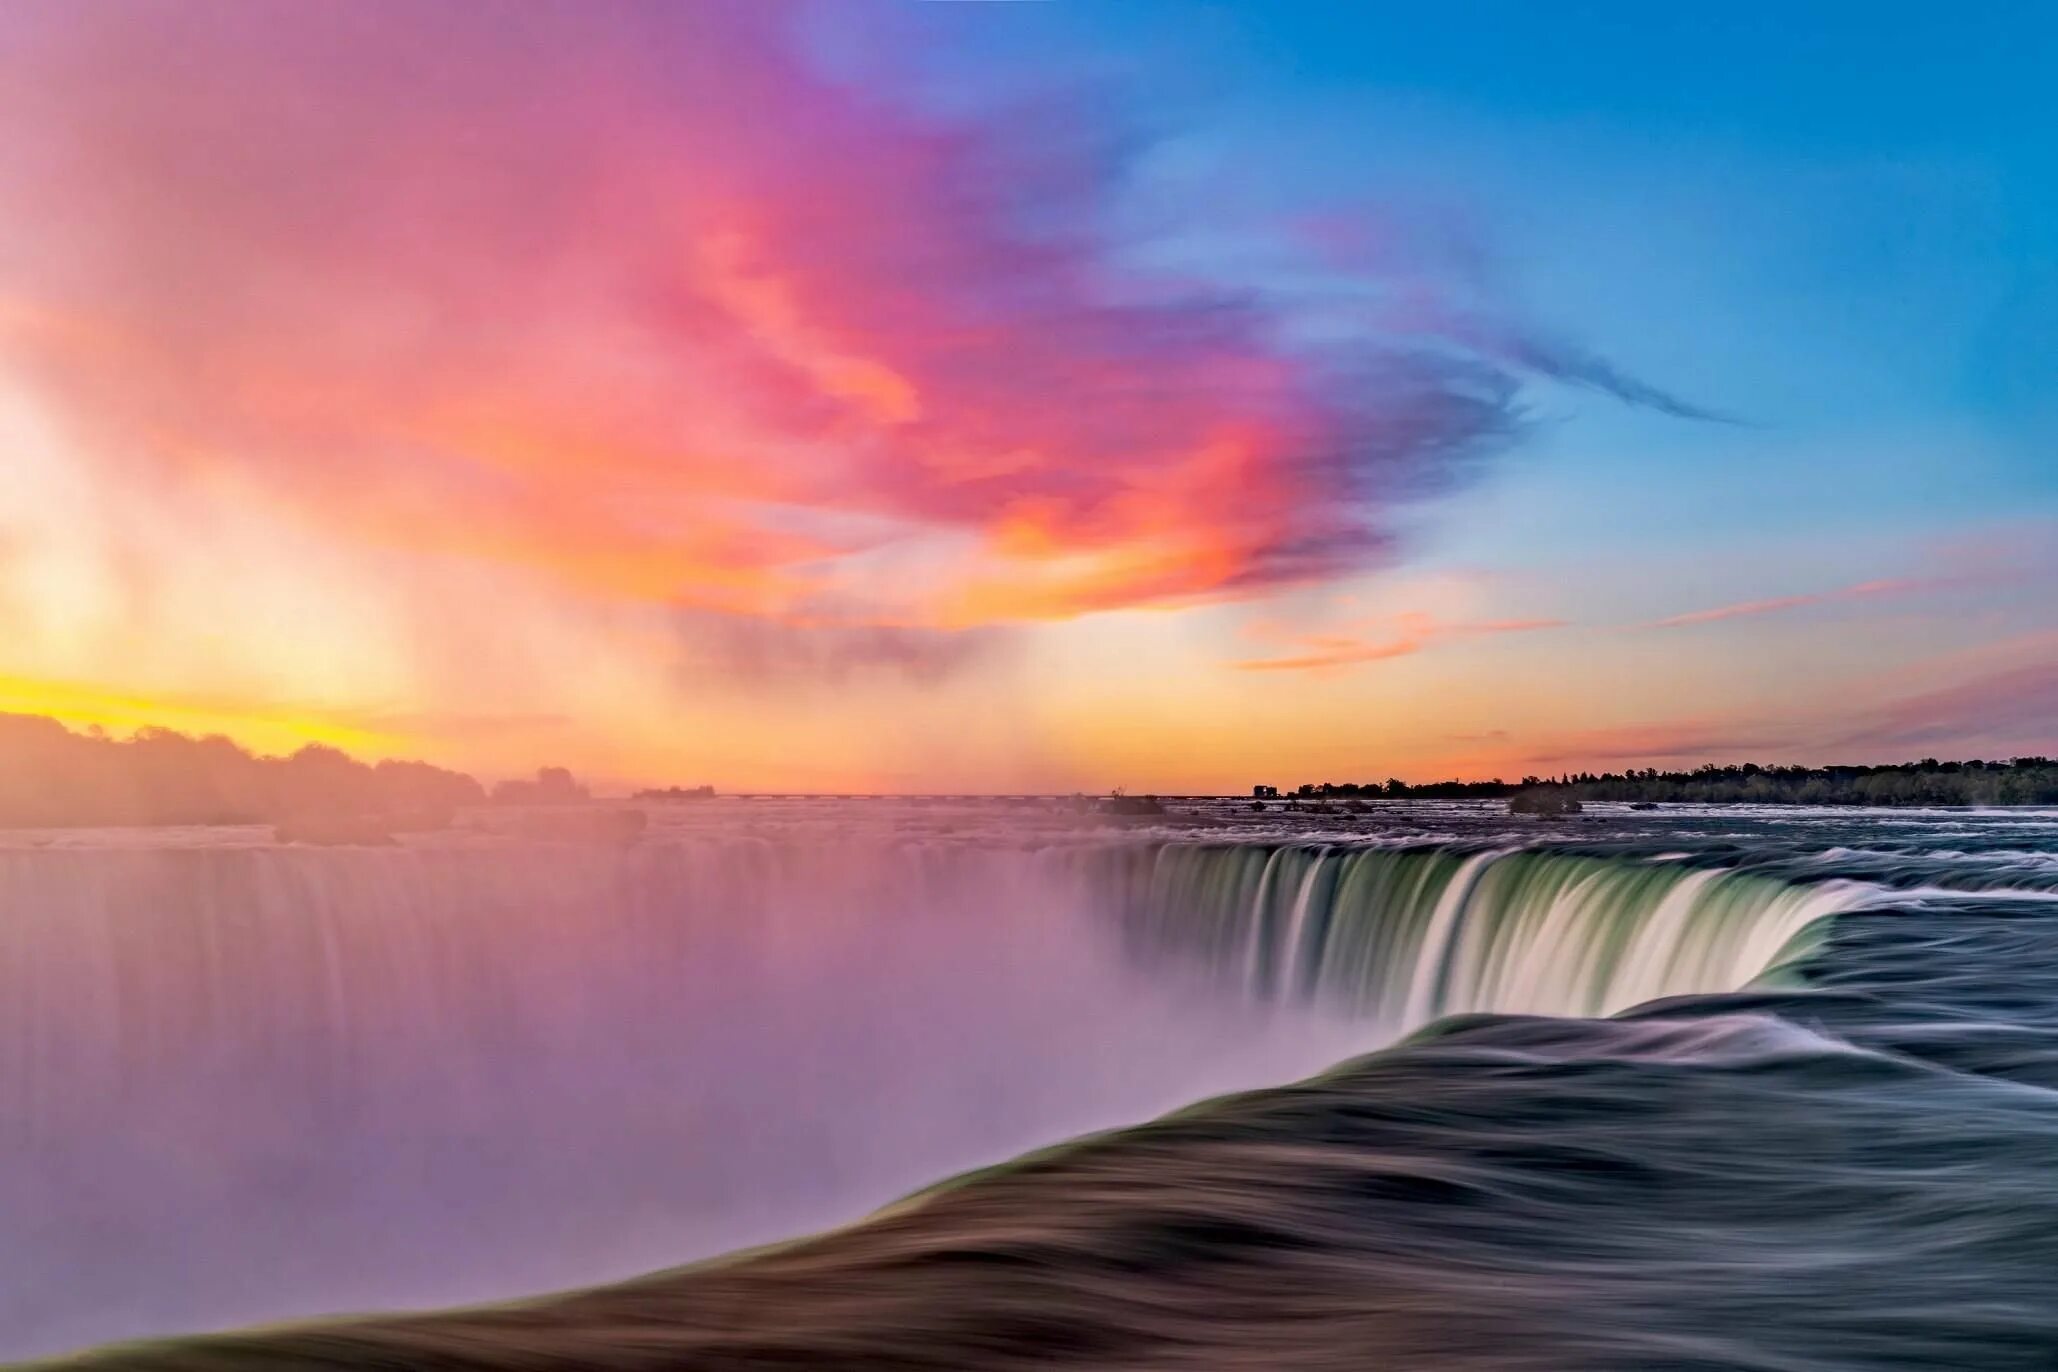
[7,802,2057,1369]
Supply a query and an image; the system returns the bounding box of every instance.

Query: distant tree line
[1281,777,1520,800]
[0,713,491,827]
[1545,758,2058,806]
[1284,757,2058,807]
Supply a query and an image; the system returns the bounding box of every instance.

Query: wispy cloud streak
[1644,578,1932,629]
[1231,614,1564,672]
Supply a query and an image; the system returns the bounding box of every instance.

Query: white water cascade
[1100,842,1872,1020]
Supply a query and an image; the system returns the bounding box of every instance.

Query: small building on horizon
[1251,784,1279,799]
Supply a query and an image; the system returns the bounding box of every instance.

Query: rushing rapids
[4,799,2057,1368]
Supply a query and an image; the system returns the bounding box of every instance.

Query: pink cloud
[1515,723,1799,769]
[1832,661,2058,754]
[0,2,1706,632]
[1644,577,1934,629]
[1506,636,2058,772]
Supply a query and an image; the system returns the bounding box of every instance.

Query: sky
[0,0,2052,793]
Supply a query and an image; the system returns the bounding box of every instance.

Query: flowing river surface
[4,799,2057,1368]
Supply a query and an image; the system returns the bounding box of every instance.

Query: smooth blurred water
[3,800,2054,1364]
[0,831,1373,1358]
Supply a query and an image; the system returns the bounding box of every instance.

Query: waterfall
[11,810,2053,1371]
[1105,843,1872,1023]
[0,825,1889,1357]
[0,837,1874,1131]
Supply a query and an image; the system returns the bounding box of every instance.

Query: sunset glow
[1,1,2051,790]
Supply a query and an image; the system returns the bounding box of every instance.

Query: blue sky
[927,0,2057,538]
[891,0,2058,777]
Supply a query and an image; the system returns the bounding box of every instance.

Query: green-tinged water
[1109,844,1867,1022]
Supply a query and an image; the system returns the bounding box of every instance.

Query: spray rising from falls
[0,829,1376,1357]
[0,835,1868,1129]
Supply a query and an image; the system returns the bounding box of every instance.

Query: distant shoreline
[5,711,2054,825]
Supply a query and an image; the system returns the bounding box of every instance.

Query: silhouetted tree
[0,713,486,827]
[1278,757,2058,808]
